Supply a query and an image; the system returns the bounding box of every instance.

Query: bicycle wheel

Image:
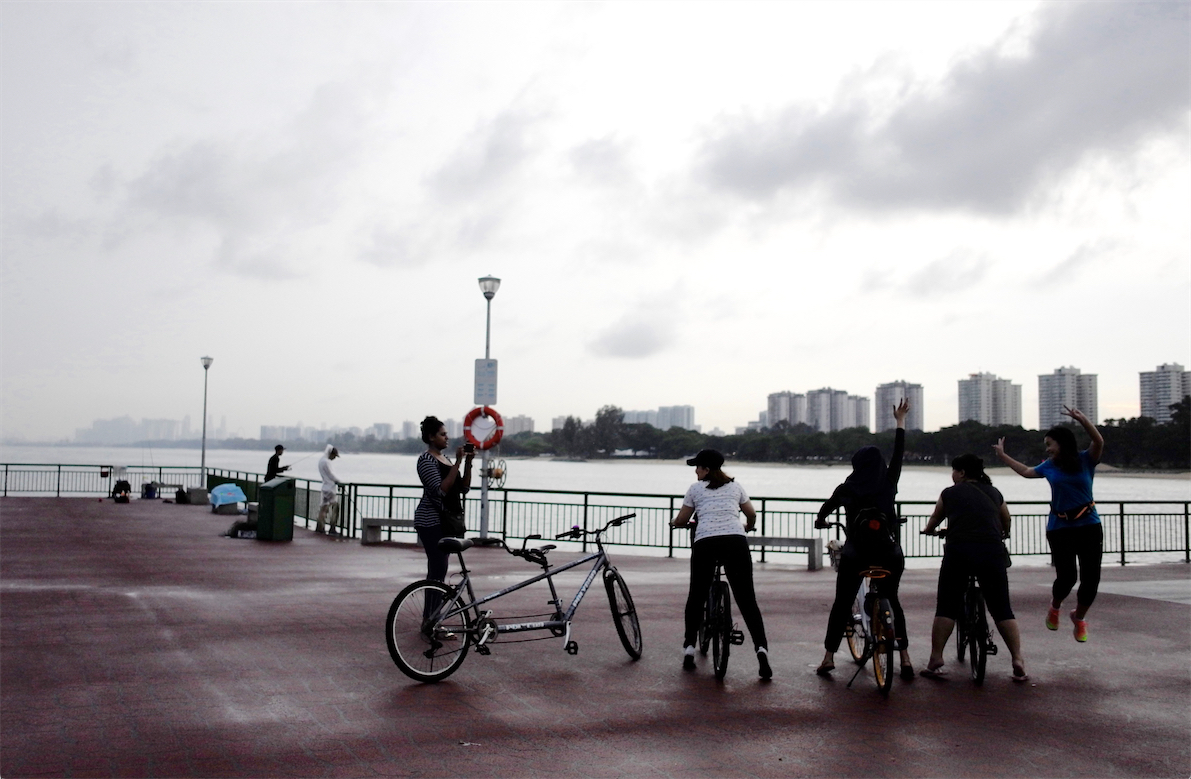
[846,594,867,662]
[604,568,643,660]
[871,598,895,696]
[711,582,732,680]
[968,595,988,685]
[386,580,470,683]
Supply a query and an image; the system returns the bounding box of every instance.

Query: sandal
[919,666,948,679]
[900,664,915,680]
[815,662,835,677]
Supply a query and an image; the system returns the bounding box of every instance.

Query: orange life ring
[463,406,504,450]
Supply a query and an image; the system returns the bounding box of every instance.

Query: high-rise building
[874,381,924,432]
[623,410,659,427]
[802,389,868,432]
[1038,367,1098,429]
[503,415,534,435]
[551,416,569,432]
[656,405,695,430]
[401,421,417,440]
[958,373,1022,426]
[1139,363,1191,424]
[766,392,806,427]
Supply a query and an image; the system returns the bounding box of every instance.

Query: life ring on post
[463,406,504,450]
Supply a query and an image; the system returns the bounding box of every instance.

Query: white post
[480,296,492,539]
[200,356,213,482]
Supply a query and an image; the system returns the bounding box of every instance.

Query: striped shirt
[414,452,449,529]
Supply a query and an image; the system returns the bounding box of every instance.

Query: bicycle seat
[439,538,474,553]
[860,566,890,579]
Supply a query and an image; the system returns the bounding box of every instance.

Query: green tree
[591,405,625,457]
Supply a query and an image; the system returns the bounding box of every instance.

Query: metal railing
[3,463,1188,565]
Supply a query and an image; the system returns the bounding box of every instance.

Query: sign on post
[474,359,498,406]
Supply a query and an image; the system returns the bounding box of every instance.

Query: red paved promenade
[2,497,1189,778]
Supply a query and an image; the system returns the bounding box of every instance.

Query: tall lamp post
[477,276,500,538]
[200,356,213,482]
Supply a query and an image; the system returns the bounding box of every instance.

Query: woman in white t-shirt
[670,450,772,680]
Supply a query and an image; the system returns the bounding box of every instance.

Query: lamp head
[201,356,214,370]
[478,276,501,301]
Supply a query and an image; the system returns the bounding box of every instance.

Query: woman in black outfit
[920,454,1026,680]
[813,398,914,679]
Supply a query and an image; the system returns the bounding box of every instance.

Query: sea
[3,444,1188,504]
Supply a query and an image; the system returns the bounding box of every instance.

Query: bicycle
[385,514,643,683]
[824,522,896,696]
[921,528,999,685]
[696,562,745,679]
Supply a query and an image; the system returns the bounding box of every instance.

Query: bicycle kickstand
[846,656,868,688]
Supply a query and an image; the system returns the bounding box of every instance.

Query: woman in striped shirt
[415,416,474,585]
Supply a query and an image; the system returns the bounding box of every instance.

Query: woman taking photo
[920,454,1026,680]
[414,416,475,586]
[994,406,1103,642]
[813,399,914,679]
[670,449,772,680]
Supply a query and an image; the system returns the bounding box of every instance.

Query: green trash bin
[257,477,295,542]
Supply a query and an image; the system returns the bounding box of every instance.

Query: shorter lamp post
[200,356,213,481]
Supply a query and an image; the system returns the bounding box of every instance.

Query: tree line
[154,396,1190,470]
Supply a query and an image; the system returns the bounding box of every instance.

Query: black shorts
[936,541,1014,623]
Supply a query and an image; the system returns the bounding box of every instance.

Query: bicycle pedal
[475,645,491,656]
[987,643,999,655]
[564,640,579,655]
[730,630,745,645]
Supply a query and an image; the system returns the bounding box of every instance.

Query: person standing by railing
[414,417,474,591]
[316,445,344,535]
[265,445,290,481]
[994,406,1104,643]
[670,449,772,680]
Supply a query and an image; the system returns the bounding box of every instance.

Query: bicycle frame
[430,539,612,646]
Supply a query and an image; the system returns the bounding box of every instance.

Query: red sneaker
[1045,607,1061,631]
[1070,611,1088,642]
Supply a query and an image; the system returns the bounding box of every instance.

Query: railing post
[3,464,7,497]
[56,465,61,497]
[582,493,589,554]
[760,498,767,563]
[667,496,675,558]
[500,488,508,537]
[1119,502,1126,567]
[1185,501,1189,564]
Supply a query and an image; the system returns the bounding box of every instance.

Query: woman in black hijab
[813,399,915,679]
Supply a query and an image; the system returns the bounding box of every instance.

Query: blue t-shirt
[1035,450,1100,531]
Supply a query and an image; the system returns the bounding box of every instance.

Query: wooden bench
[361,517,416,545]
[748,536,823,571]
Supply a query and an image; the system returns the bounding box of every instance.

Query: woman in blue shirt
[993,406,1103,643]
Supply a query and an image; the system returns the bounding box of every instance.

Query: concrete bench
[361,517,416,545]
[748,536,823,571]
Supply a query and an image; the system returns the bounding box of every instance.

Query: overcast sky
[2,1,1188,441]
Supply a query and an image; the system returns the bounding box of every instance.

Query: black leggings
[416,524,450,621]
[1047,523,1103,610]
[824,547,909,652]
[683,535,768,652]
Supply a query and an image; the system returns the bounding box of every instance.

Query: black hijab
[844,446,887,498]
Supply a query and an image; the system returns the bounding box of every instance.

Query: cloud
[695,2,1190,215]
[568,135,638,189]
[426,108,546,201]
[117,81,368,277]
[1037,238,1123,284]
[862,249,988,297]
[588,313,677,359]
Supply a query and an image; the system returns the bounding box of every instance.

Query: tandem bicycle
[385,514,643,682]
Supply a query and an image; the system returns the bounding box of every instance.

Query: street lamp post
[477,276,500,538]
[200,356,213,482]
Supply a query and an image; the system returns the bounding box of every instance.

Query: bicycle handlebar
[554,513,636,540]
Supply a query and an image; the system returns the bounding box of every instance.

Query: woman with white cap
[670,449,772,680]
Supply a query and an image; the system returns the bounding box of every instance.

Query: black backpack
[849,506,896,555]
